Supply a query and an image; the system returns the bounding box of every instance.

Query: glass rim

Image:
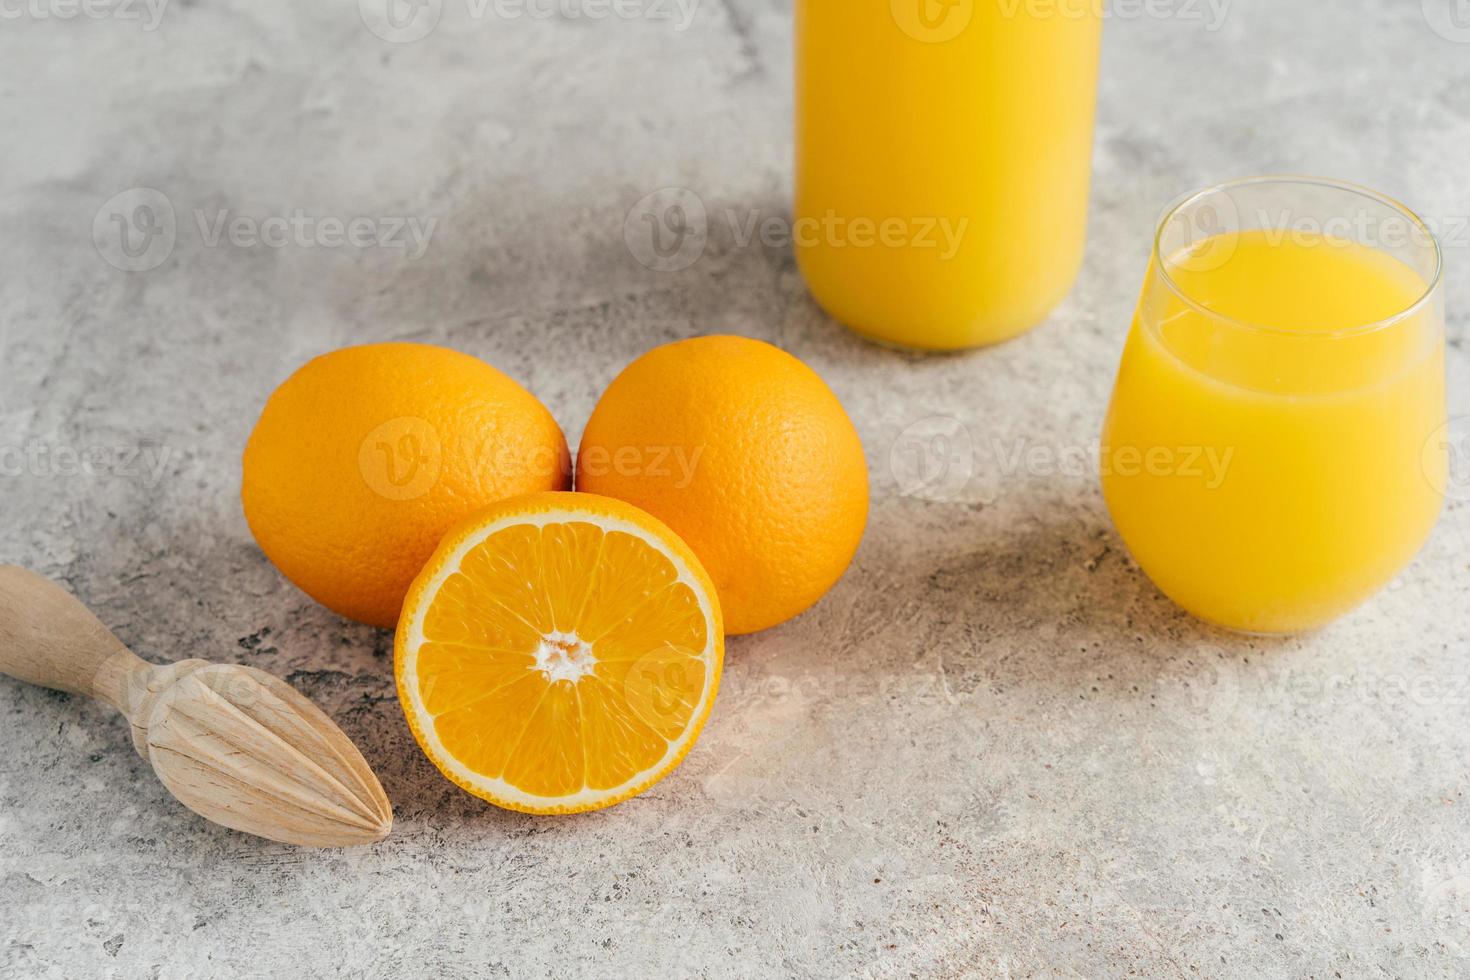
[1152,175,1446,340]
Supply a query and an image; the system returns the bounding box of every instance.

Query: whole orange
[576,335,868,635]
[242,343,569,628]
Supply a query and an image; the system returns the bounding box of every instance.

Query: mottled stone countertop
[3,1,1469,976]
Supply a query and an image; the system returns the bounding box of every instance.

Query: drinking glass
[1100,177,1447,634]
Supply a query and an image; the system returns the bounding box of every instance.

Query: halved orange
[394,491,723,813]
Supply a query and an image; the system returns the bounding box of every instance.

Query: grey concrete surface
[3,1,1469,977]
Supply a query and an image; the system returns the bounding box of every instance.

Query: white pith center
[532,631,596,684]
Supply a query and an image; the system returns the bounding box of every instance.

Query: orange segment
[395,491,724,814]
[433,672,545,778]
[416,643,535,715]
[456,524,554,634]
[422,570,541,651]
[577,530,680,640]
[539,521,604,631]
[578,677,668,790]
[593,581,707,660]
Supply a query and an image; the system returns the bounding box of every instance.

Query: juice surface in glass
[795,0,1102,350]
[1102,210,1446,634]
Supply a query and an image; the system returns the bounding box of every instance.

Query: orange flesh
[415,521,709,797]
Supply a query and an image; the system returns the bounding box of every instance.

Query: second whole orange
[576,335,868,635]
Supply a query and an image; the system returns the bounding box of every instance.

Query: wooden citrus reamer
[0,566,392,847]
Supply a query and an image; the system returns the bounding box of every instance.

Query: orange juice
[1102,226,1446,634]
[794,0,1102,350]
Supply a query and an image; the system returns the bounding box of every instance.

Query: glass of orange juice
[1101,177,1448,634]
[794,0,1102,351]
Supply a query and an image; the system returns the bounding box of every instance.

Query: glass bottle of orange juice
[795,0,1103,350]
